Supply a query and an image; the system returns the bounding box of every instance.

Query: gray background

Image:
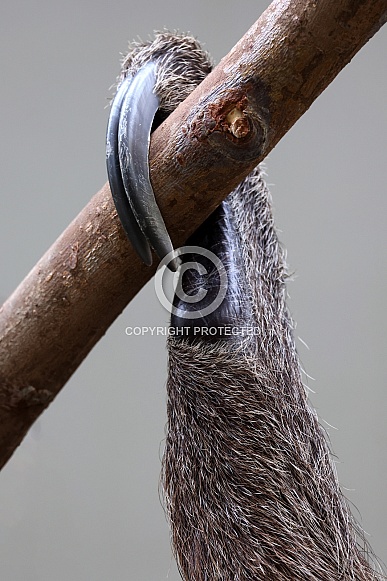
[0,1,386,579]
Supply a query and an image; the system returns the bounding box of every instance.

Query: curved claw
[117,62,179,272]
[106,76,152,266]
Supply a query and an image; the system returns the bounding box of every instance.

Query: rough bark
[0,0,386,469]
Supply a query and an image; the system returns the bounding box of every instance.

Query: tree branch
[0,0,386,469]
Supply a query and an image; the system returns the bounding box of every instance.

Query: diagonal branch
[0,0,386,469]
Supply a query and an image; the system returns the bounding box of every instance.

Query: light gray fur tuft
[121,31,213,113]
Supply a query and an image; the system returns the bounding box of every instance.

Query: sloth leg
[108,32,383,581]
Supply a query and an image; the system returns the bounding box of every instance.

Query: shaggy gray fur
[121,32,384,580]
[121,31,213,112]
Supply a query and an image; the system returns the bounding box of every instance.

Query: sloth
[107,32,384,581]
